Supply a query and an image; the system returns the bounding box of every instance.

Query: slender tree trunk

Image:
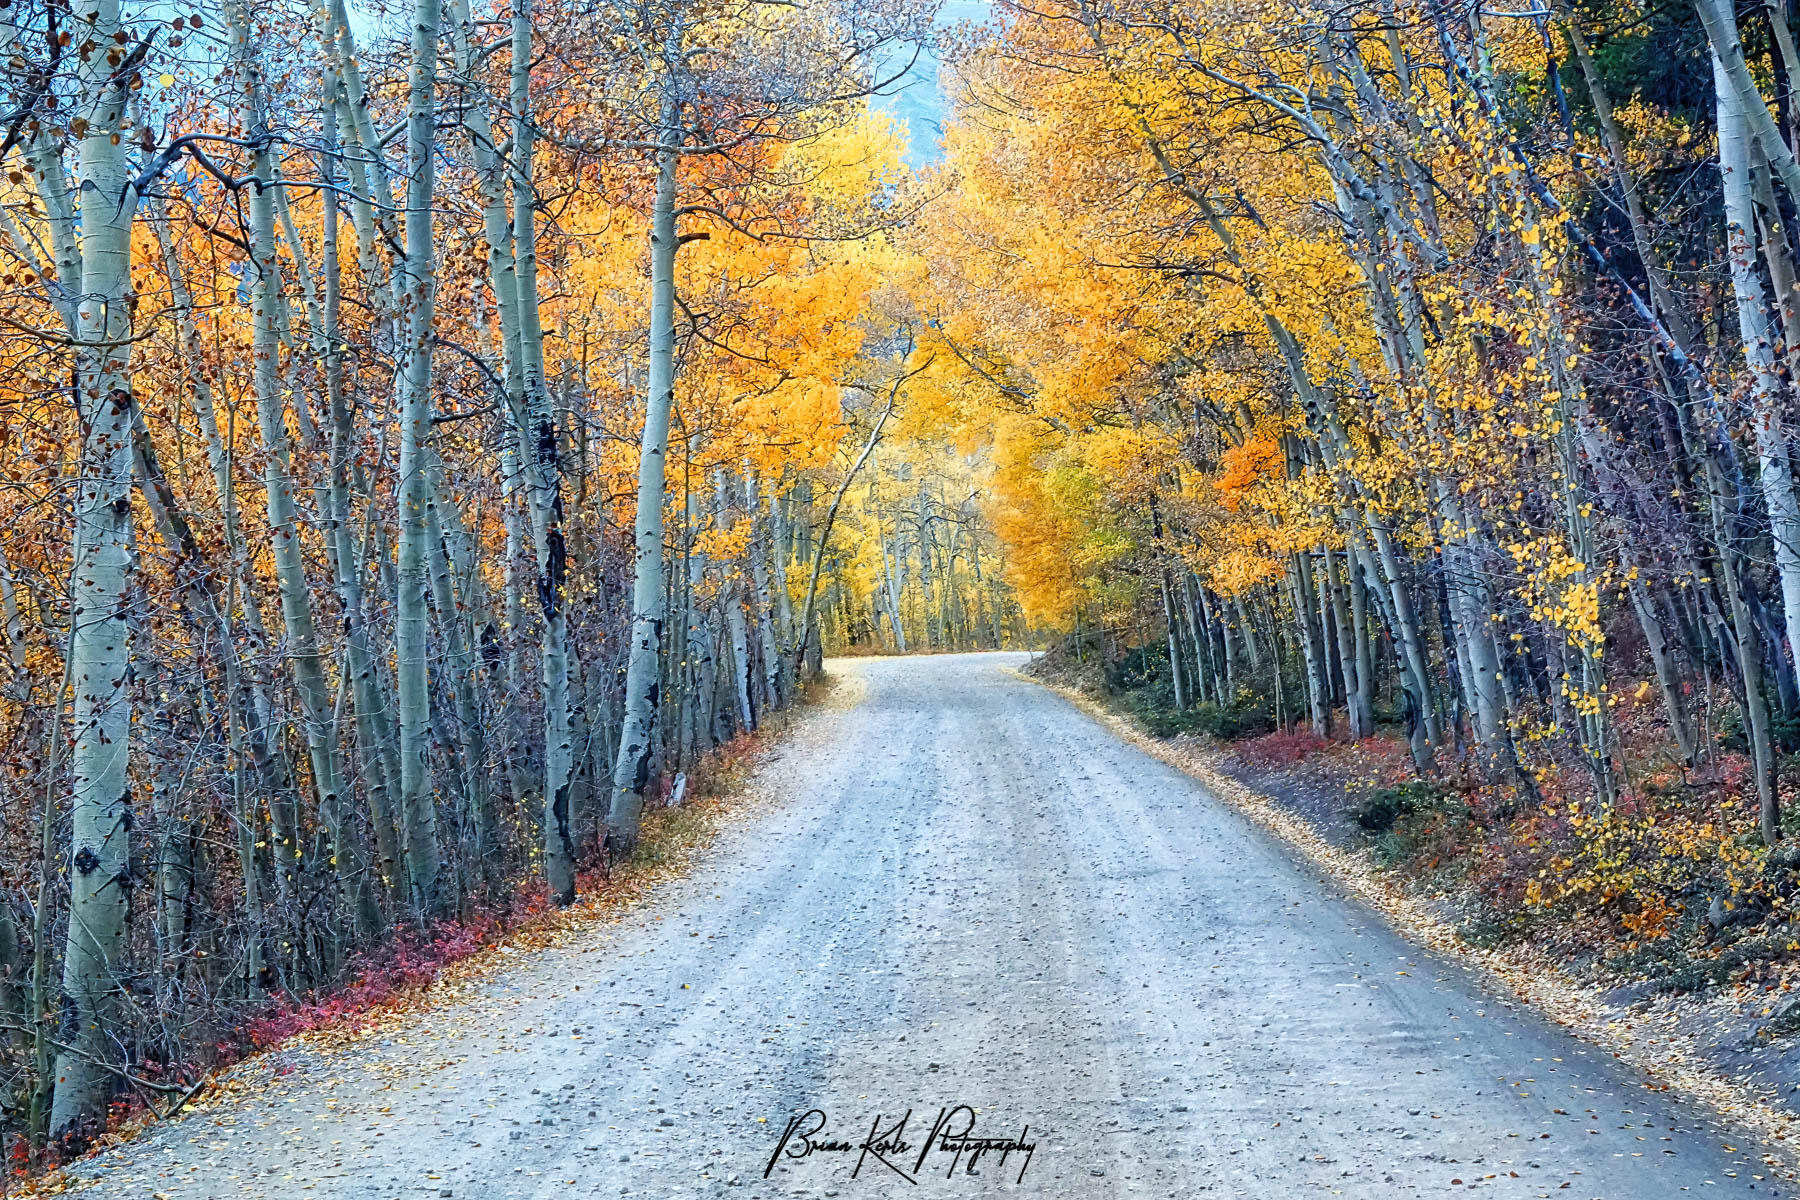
[501,0,578,901]
[681,437,716,753]
[393,0,446,920]
[1715,459,1781,844]
[719,474,757,733]
[1161,567,1187,710]
[49,0,140,1139]
[1629,578,1697,763]
[449,0,536,826]
[1346,550,1375,738]
[317,103,404,906]
[1288,555,1329,737]
[796,385,899,674]
[876,508,909,653]
[745,473,785,710]
[769,488,797,691]
[1557,1,1698,349]
[232,0,379,940]
[605,80,682,854]
[1699,0,1800,203]
[1714,50,1800,706]
[425,474,494,884]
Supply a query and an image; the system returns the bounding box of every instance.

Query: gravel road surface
[65,652,1781,1198]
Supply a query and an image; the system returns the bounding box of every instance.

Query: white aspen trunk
[1286,556,1330,737]
[394,0,446,919]
[1716,47,1800,701]
[449,0,536,817]
[498,454,534,806]
[1228,197,1440,755]
[311,3,412,899]
[1342,549,1375,738]
[768,488,796,690]
[1082,12,1437,758]
[915,499,940,650]
[744,472,784,710]
[795,389,896,673]
[228,0,378,940]
[1699,0,1800,202]
[717,473,757,732]
[1231,595,1260,672]
[1327,161,1507,758]
[1202,582,1236,699]
[425,473,494,879]
[508,0,577,897]
[975,541,1006,649]
[1149,492,1188,708]
[1319,548,1352,733]
[682,438,716,751]
[1344,524,1435,771]
[673,461,695,763]
[48,0,139,1140]
[1180,572,1215,702]
[141,216,254,936]
[312,0,403,266]
[1711,454,1782,843]
[1161,567,1187,709]
[148,197,311,919]
[875,509,909,653]
[949,519,973,648]
[226,662,261,994]
[724,587,755,733]
[2,0,81,342]
[604,80,682,852]
[1452,567,1507,753]
[315,101,404,901]
[1752,171,1800,698]
[1442,574,1479,751]
[706,615,732,744]
[690,594,718,754]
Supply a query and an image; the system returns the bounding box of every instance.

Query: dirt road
[66,653,1781,1198]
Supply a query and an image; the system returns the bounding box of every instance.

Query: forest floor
[35,653,1790,1198]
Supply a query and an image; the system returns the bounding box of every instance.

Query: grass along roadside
[1016,668,1800,1188]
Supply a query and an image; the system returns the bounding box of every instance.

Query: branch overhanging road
[68,653,1777,1198]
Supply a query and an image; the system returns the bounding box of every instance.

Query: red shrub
[1236,728,1332,768]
